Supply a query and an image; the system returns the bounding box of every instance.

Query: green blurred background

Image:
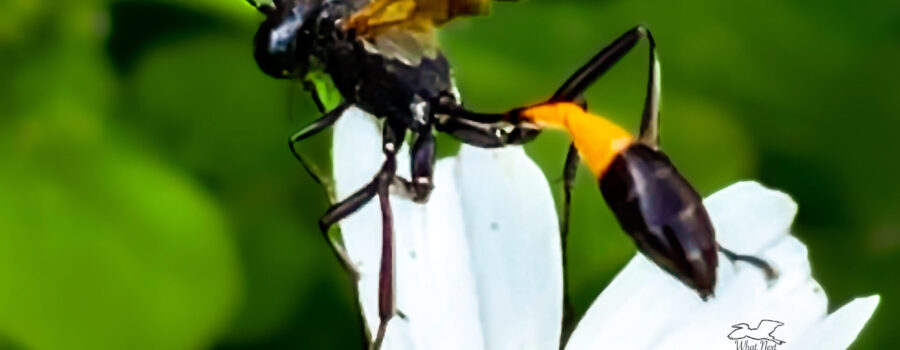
[0,0,896,348]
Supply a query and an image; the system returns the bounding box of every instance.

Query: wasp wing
[348,0,503,65]
[347,0,495,37]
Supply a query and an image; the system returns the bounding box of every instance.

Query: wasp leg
[372,187,395,350]
[303,80,328,113]
[289,102,351,200]
[560,143,580,251]
[552,26,655,101]
[315,115,400,275]
[434,112,542,147]
[549,26,661,146]
[432,94,543,146]
[559,143,580,344]
[319,179,378,280]
[552,25,661,145]
[718,244,779,281]
[370,122,404,350]
[317,120,403,350]
[637,36,661,147]
[392,127,437,203]
[398,130,436,203]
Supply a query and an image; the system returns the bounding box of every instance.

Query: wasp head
[252,0,323,78]
[599,143,718,299]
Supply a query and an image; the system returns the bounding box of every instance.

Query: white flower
[332,107,879,350]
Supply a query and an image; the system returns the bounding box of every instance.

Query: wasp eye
[600,144,718,298]
[253,5,311,78]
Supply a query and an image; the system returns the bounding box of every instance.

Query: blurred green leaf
[115,0,260,27]
[0,121,241,350]
[122,34,337,344]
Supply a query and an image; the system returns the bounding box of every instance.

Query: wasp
[250,0,535,347]
[249,0,775,347]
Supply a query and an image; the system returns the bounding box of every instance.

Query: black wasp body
[251,1,538,347]
[250,1,776,348]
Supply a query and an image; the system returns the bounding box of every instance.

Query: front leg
[392,130,436,203]
[289,102,351,200]
[409,131,436,202]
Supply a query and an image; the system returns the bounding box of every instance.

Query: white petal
[788,296,880,350]
[332,107,389,341]
[648,236,827,349]
[332,108,398,346]
[455,145,564,350]
[568,181,877,350]
[334,112,563,349]
[704,181,797,254]
[333,108,484,349]
[396,158,485,349]
[564,255,704,350]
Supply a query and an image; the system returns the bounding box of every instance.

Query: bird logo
[728,319,785,348]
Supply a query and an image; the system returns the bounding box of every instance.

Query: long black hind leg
[559,143,580,343]
[315,114,401,276]
[551,26,657,102]
[551,26,660,349]
[550,26,662,147]
[372,182,396,350]
[317,120,404,350]
[289,102,351,200]
[436,26,659,145]
[319,179,378,280]
[370,121,404,350]
[285,102,363,278]
[560,144,580,255]
[435,27,658,136]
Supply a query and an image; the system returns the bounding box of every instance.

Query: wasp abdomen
[599,144,718,298]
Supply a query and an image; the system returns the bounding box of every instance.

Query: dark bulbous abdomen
[599,144,718,298]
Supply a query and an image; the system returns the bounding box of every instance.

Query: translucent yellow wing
[347,0,492,38]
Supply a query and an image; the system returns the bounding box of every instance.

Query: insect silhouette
[729,320,786,345]
[248,0,777,348]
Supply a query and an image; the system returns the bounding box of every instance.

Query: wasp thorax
[599,144,718,298]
